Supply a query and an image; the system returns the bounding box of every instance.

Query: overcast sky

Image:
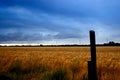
[0,0,120,45]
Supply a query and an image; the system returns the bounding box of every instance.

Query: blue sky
[0,0,120,45]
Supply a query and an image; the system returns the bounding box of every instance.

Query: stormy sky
[0,0,120,45]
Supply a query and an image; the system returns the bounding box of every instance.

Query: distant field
[0,47,120,80]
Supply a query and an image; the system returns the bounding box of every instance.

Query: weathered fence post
[88,30,98,80]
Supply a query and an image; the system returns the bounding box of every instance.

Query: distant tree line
[104,41,120,46]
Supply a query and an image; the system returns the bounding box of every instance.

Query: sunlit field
[0,46,120,80]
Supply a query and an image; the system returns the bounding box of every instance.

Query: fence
[88,30,98,80]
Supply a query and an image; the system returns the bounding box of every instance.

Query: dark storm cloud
[0,32,27,42]
[1,0,120,25]
[0,0,120,44]
[0,32,55,43]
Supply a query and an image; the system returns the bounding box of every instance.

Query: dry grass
[0,46,120,80]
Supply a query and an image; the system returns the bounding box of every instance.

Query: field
[0,46,120,80]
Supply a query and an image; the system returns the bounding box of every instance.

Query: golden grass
[0,46,120,80]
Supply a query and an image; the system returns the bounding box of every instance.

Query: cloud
[0,31,56,43]
[1,0,120,25]
[0,0,120,44]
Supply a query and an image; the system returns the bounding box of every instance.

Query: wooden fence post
[88,30,98,80]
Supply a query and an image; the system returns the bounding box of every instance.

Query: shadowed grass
[41,67,68,80]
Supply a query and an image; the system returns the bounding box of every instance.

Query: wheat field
[0,46,120,80]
